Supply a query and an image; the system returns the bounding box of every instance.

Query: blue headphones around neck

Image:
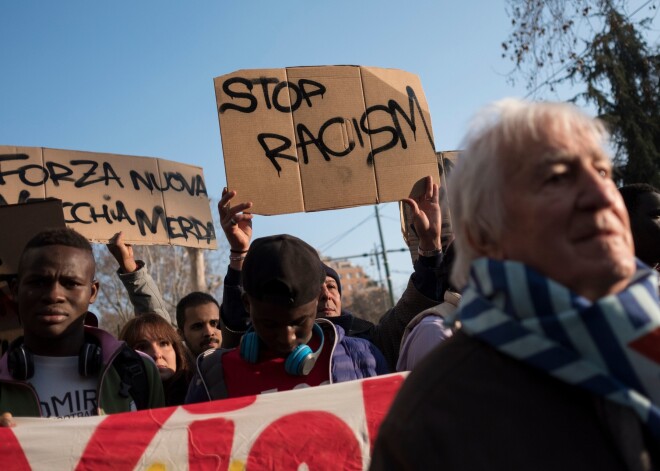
[239,323,324,376]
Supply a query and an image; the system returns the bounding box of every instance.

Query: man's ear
[88,279,100,304]
[465,226,504,259]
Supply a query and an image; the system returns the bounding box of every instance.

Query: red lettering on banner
[182,394,256,414]
[75,406,176,470]
[0,428,31,470]
[362,374,404,453]
[188,417,235,471]
[247,411,362,470]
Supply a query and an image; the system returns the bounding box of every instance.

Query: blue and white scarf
[458,258,660,438]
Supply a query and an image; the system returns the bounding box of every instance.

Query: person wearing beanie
[185,234,388,403]
[316,263,377,338]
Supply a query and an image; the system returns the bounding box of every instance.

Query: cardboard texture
[0,199,67,276]
[0,146,217,249]
[401,150,459,262]
[215,66,440,215]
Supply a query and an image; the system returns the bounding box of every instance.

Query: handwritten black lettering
[192,218,215,242]
[45,162,75,186]
[167,216,215,243]
[298,79,326,107]
[219,77,257,114]
[296,123,329,165]
[90,204,113,224]
[1,157,127,189]
[256,133,298,176]
[220,77,326,114]
[64,202,92,224]
[195,175,208,197]
[272,81,301,113]
[129,170,154,192]
[163,172,207,196]
[253,77,279,110]
[0,189,36,206]
[129,170,206,196]
[0,154,29,185]
[136,205,167,236]
[0,153,28,163]
[0,154,47,186]
[252,84,435,172]
[109,200,136,225]
[71,160,124,188]
[388,86,435,151]
[63,198,214,243]
[361,104,399,166]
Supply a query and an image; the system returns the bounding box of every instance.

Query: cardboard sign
[3,373,406,470]
[215,66,440,215]
[0,199,67,276]
[0,146,217,249]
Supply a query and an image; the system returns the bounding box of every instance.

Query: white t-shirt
[29,355,98,419]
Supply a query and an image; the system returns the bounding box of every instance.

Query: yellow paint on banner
[229,459,246,471]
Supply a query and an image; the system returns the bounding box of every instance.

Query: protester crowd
[0,98,658,469]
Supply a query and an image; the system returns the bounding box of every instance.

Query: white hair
[448,98,610,288]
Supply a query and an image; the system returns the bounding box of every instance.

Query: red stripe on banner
[0,427,31,470]
[188,417,235,471]
[247,411,363,470]
[362,374,405,454]
[75,407,176,471]
[182,394,256,414]
[629,326,660,365]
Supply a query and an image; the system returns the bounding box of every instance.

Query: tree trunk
[186,247,206,292]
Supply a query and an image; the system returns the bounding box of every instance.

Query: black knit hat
[322,263,342,296]
[242,234,325,307]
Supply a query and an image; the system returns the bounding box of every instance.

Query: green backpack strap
[112,346,150,410]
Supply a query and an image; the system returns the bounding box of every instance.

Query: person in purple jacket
[185,234,388,402]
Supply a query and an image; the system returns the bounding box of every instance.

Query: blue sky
[1,1,657,296]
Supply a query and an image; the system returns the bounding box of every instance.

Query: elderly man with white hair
[370,99,660,470]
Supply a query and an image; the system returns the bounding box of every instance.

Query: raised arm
[218,188,253,347]
[107,231,170,321]
[370,175,444,369]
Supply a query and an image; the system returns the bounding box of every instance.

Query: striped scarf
[458,258,660,438]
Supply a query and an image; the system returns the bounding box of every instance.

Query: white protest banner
[0,146,217,249]
[2,373,405,470]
